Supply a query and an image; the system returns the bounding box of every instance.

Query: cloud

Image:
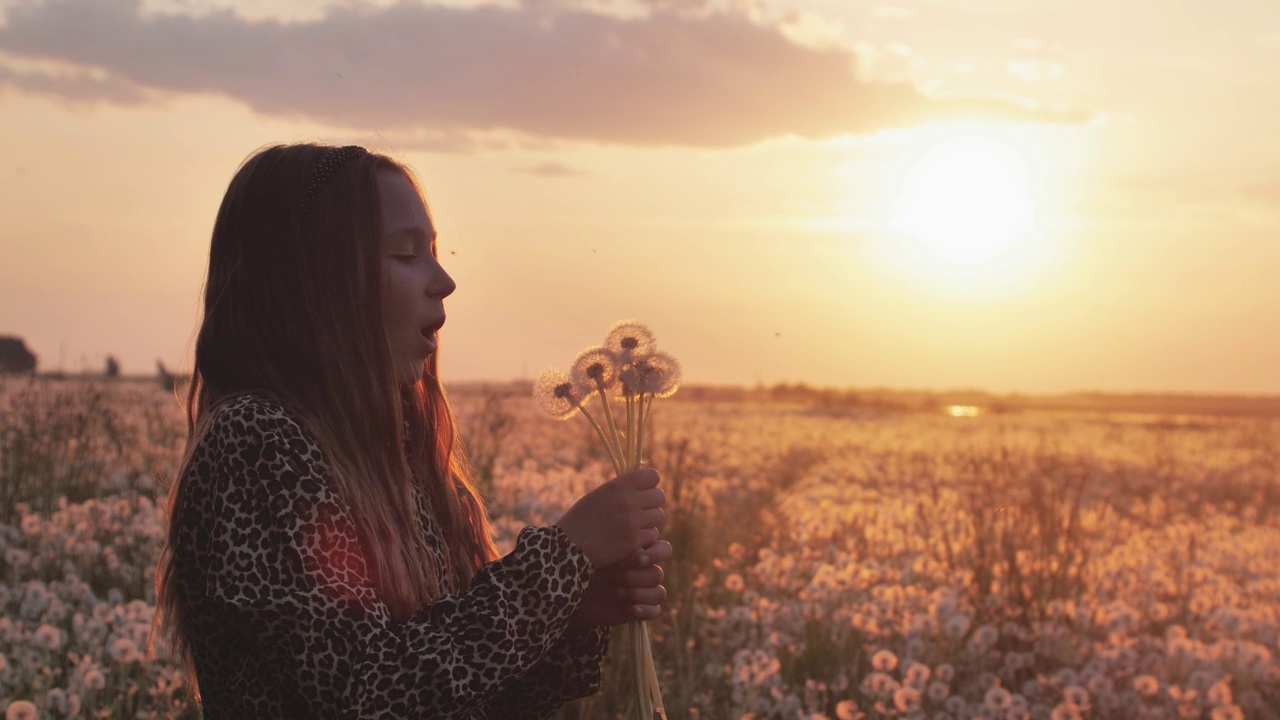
[1006,60,1064,83]
[0,59,152,104]
[0,0,1086,148]
[514,161,590,177]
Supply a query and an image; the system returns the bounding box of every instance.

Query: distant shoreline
[7,373,1280,419]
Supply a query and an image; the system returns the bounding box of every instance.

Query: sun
[890,132,1037,265]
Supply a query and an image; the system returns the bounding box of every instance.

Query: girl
[153,143,670,719]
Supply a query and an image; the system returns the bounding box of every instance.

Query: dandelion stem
[597,386,625,471]
[635,392,649,470]
[578,404,623,477]
[640,620,666,719]
[625,392,637,470]
[630,621,649,718]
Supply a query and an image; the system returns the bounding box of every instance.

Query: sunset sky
[1,0,1278,394]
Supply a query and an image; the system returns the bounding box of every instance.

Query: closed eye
[393,254,418,264]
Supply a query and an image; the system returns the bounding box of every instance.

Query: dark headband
[300,145,368,213]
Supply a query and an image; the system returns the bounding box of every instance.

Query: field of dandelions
[2,379,1279,720]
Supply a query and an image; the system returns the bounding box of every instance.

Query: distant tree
[157,359,189,393]
[0,335,37,374]
[105,355,121,378]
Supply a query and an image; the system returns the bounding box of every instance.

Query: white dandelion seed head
[1133,674,1160,697]
[108,637,138,664]
[984,686,1013,710]
[862,671,897,696]
[570,346,621,397]
[32,624,62,651]
[83,668,106,690]
[1211,706,1244,720]
[972,623,998,648]
[871,649,898,672]
[1063,685,1089,707]
[44,689,70,715]
[617,351,681,397]
[646,350,682,397]
[1050,702,1083,720]
[927,681,949,702]
[532,368,583,420]
[904,661,931,688]
[894,687,922,712]
[604,320,657,363]
[1207,680,1233,706]
[4,700,37,720]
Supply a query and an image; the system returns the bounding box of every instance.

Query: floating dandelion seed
[533,368,583,420]
[604,320,657,364]
[570,345,620,398]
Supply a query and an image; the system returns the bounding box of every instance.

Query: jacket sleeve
[188,399,595,719]
[476,625,611,719]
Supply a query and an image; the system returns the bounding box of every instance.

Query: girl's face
[377,169,456,385]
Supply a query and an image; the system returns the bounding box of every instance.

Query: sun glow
[853,123,1072,298]
[891,132,1037,264]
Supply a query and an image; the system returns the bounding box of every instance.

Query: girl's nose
[430,267,456,299]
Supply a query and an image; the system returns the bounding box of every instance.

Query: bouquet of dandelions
[534,320,679,720]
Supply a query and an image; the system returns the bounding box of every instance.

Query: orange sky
[1,0,1278,394]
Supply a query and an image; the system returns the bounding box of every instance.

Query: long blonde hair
[153,143,498,690]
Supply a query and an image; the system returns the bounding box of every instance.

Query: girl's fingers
[635,487,665,509]
[630,604,662,621]
[632,540,672,567]
[640,526,660,547]
[639,507,665,530]
[620,565,664,588]
[624,469,661,490]
[619,586,667,605]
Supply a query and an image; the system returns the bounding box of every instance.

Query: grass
[3,380,1279,718]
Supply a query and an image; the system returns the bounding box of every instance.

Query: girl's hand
[554,469,664,569]
[570,540,673,631]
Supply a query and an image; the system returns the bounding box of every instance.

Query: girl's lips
[421,317,445,337]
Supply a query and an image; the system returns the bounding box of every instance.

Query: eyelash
[393,254,418,264]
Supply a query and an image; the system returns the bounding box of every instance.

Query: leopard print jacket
[171,394,609,719]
